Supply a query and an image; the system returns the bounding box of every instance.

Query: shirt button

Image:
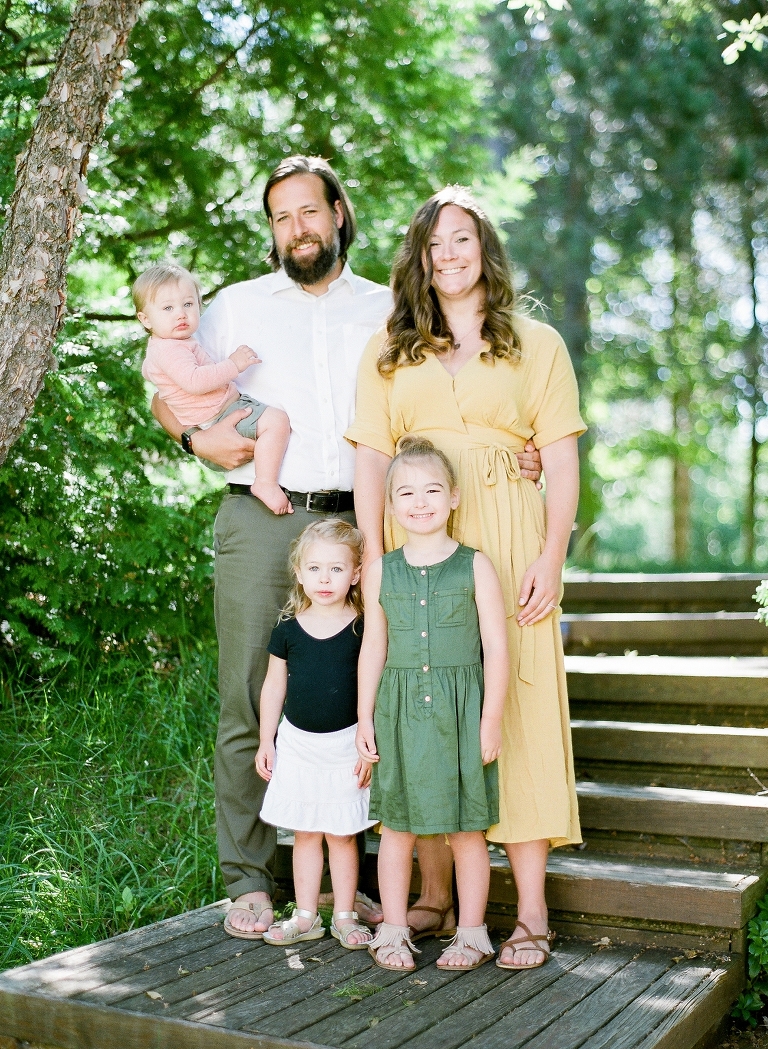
[420,599,427,606]
[421,631,427,638]
[423,664,429,672]
[425,696,431,703]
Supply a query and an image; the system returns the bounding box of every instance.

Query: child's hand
[356,721,378,764]
[229,344,261,373]
[255,741,275,781]
[480,716,502,765]
[354,757,373,789]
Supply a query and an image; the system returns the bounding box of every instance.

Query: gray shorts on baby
[205,395,269,472]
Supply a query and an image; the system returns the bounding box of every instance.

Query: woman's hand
[355,757,373,788]
[356,720,379,764]
[517,551,563,627]
[255,742,275,781]
[480,715,502,765]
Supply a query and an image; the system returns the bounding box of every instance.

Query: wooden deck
[0,901,744,1049]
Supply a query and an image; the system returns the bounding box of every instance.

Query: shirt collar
[270,261,358,297]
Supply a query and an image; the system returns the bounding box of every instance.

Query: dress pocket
[434,588,470,627]
[383,592,415,630]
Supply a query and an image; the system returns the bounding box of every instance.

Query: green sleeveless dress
[369,544,499,835]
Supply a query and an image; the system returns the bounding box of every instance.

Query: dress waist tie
[482,445,537,686]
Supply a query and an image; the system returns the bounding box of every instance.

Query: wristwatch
[181,426,201,455]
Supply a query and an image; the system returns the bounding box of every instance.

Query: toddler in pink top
[136,263,292,515]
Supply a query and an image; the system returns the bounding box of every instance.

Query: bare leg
[327,833,369,946]
[267,831,323,939]
[251,407,293,514]
[499,838,549,967]
[374,827,417,969]
[435,831,490,968]
[409,835,455,933]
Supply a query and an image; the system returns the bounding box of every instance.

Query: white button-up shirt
[197,264,392,491]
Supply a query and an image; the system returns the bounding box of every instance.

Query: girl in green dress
[357,436,509,972]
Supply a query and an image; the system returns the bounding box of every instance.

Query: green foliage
[755,580,768,627]
[732,893,768,1026]
[0,650,219,966]
[0,314,218,674]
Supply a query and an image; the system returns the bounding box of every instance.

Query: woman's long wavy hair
[378,186,521,376]
[280,519,364,623]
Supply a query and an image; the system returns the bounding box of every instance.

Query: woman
[346,186,585,969]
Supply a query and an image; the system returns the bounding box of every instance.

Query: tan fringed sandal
[495,921,556,970]
[436,925,495,970]
[367,922,421,971]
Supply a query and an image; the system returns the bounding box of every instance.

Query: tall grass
[0,648,221,969]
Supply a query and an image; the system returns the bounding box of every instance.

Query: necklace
[449,318,483,350]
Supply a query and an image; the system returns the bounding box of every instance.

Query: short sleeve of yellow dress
[346,316,586,848]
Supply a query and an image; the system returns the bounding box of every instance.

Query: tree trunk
[671,386,692,564]
[0,0,142,465]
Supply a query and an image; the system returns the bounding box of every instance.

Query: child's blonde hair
[132,263,202,313]
[281,519,365,621]
[385,434,457,505]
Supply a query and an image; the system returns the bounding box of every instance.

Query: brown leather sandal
[408,902,457,942]
[496,921,555,970]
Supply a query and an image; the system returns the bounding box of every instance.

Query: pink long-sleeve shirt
[141,335,239,427]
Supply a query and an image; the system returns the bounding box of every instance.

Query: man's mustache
[287,235,322,253]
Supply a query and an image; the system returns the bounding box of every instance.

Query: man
[153,156,542,937]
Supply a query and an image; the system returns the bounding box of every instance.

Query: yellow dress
[345,315,586,846]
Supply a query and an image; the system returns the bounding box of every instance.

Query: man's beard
[280,232,340,286]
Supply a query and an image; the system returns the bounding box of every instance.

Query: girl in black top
[256,519,375,950]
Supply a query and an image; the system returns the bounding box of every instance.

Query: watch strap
[181,426,201,455]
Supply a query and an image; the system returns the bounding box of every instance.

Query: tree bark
[0,0,142,464]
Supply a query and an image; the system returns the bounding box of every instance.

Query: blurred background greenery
[0,0,767,967]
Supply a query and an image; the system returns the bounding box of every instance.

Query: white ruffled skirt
[260,718,375,835]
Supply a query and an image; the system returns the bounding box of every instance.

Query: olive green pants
[213,492,356,901]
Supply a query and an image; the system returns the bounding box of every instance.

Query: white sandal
[436,925,495,970]
[263,908,325,946]
[367,922,421,971]
[330,910,373,950]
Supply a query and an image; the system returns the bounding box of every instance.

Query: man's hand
[229,344,261,373]
[190,409,256,470]
[516,440,543,488]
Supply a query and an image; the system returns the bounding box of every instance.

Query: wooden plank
[635,958,744,1049]
[488,852,766,929]
[563,573,765,611]
[343,941,600,1049]
[0,903,229,992]
[571,720,768,768]
[0,987,331,1049]
[580,959,715,1049]
[576,781,768,841]
[519,949,673,1049]
[563,612,767,646]
[566,656,768,707]
[447,947,636,1049]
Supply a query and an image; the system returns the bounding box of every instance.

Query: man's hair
[132,263,201,314]
[262,156,357,271]
[378,185,521,375]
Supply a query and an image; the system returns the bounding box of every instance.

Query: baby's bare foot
[250,480,293,515]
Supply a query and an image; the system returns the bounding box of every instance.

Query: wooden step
[566,655,768,727]
[563,572,765,613]
[562,612,768,656]
[576,781,768,842]
[571,720,768,769]
[489,852,766,934]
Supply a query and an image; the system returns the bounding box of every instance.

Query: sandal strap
[230,899,272,919]
[368,922,421,954]
[294,908,317,921]
[445,925,494,955]
[502,921,554,953]
[333,911,359,921]
[409,903,453,918]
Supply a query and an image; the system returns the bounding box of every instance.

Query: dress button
[421,569,426,576]
[421,631,427,637]
[420,599,427,606]
[425,696,431,703]
[423,664,429,672]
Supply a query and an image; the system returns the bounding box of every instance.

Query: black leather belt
[227,483,354,514]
